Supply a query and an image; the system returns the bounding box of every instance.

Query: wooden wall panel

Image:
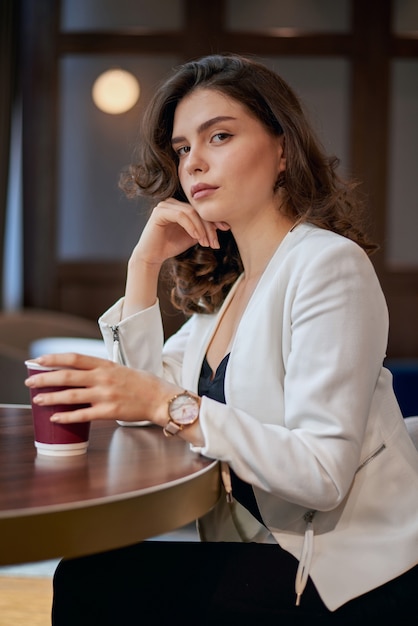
[57,262,186,340]
[19,0,418,355]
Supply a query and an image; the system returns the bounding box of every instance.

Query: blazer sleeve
[98,297,193,386]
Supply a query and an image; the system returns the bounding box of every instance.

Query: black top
[198,354,264,525]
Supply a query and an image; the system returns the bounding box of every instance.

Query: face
[171,88,286,228]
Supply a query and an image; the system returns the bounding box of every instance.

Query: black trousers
[52,541,418,626]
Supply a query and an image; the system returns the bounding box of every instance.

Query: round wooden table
[0,405,220,565]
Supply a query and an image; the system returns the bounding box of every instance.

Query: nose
[184,146,208,175]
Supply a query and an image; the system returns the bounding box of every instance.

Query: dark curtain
[0,0,20,308]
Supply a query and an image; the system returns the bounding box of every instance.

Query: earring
[274,172,286,191]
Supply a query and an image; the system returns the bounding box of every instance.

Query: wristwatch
[163,390,200,437]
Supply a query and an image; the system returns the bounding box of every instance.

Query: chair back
[0,343,30,404]
[0,309,101,354]
[0,308,101,404]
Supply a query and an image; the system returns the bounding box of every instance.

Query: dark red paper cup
[25,360,91,456]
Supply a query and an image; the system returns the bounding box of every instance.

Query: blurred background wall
[1,0,417,355]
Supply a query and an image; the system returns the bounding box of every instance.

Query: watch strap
[163,420,183,437]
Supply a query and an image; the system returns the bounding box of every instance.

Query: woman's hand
[25,353,181,427]
[120,197,230,318]
[133,197,230,266]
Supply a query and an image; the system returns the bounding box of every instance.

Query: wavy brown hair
[120,53,378,315]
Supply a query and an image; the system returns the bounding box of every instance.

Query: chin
[195,205,224,222]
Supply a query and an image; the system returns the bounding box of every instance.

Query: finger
[153,199,213,246]
[34,352,111,371]
[50,406,93,424]
[151,199,226,252]
[49,398,136,423]
[199,220,221,249]
[25,365,93,389]
[25,362,115,395]
[31,385,92,407]
[160,204,210,246]
[213,221,231,231]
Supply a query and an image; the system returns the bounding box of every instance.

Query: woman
[26,54,418,624]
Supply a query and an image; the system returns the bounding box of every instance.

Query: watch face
[169,393,199,425]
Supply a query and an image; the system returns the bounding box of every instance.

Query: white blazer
[99,223,418,611]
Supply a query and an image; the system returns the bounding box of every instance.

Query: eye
[176,145,190,157]
[211,132,232,144]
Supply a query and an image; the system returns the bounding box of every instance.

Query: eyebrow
[171,115,237,146]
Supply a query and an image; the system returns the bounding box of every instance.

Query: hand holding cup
[25,360,91,456]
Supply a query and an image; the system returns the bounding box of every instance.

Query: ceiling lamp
[92,69,140,114]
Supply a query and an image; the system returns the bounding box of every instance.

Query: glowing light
[92,69,140,114]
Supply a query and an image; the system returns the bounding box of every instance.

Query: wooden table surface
[0,405,220,565]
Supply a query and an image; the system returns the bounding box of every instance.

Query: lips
[191,183,218,198]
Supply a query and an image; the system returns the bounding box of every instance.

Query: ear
[277,135,286,174]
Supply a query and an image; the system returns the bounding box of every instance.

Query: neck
[234,213,296,280]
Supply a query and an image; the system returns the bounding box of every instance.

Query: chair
[0,308,102,405]
[29,337,107,359]
[0,308,101,356]
[0,343,30,404]
[384,358,418,450]
[405,417,418,450]
[385,358,418,418]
